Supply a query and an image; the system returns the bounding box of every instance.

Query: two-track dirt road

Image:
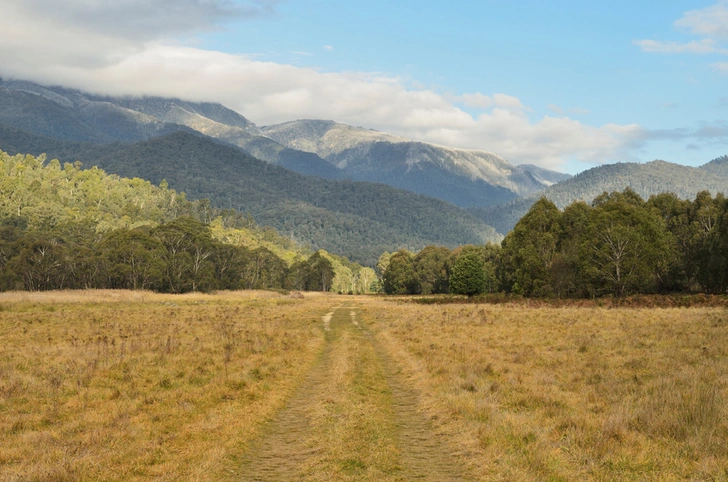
[238,302,471,481]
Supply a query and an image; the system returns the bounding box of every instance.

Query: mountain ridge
[0,79,345,180]
[262,119,571,207]
[0,79,571,209]
[471,157,728,234]
[0,125,502,265]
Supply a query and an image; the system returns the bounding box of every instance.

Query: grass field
[1,291,727,481]
[0,290,331,481]
[364,300,728,481]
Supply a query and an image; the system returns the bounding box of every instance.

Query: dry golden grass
[3,291,727,481]
[0,290,332,481]
[362,300,728,481]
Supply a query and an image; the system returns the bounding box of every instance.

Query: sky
[0,0,727,173]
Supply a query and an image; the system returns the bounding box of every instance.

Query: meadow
[1,291,727,481]
[364,299,728,481]
[0,290,331,481]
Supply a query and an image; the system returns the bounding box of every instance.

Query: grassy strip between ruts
[0,290,330,481]
[362,299,728,481]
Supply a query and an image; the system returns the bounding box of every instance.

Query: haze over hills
[262,120,571,208]
[0,79,344,179]
[471,158,728,234]
[0,79,570,209]
[0,125,501,265]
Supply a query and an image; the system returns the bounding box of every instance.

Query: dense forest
[0,150,374,293]
[4,147,728,298]
[382,188,728,297]
[0,125,501,265]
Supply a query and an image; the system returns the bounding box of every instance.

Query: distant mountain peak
[261,119,570,207]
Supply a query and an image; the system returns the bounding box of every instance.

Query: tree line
[0,216,377,293]
[381,188,728,297]
[0,150,375,294]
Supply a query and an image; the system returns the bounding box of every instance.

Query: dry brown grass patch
[363,301,728,481]
[0,290,330,481]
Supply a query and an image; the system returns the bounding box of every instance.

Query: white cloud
[458,93,493,109]
[634,38,728,54]
[457,93,525,111]
[547,104,563,115]
[569,107,589,115]
[675,1,728,40]
[492,93,525,110]
[0,0,647,170]
[3,0,269,43]
[711,61,728,73]
[636,2,728,62]
[323,45,334,51]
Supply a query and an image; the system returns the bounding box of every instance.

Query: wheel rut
[238,302,471,481]
[238,307,340,481]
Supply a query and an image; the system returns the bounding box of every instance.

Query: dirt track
[239,303,470,481]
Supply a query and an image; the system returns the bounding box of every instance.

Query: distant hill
[0,79,573,209]
[261,120,571,208]
[0,79,344,180]
[0,126,501,265]
[471,158,728,234]
[0,147,311,265]
[701,155,728,177]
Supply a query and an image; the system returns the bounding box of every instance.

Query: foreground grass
[2,291,727,480]
[363,300,728,481]
[0,290,329,481]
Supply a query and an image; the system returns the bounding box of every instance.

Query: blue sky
[0,0,726,172]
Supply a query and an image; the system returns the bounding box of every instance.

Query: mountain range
[261,120,570,207]
[1,77,727,257]
[0,79,567,208]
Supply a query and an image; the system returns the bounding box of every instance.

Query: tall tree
[98,229,167,290]
[382,249,416,295]
[500,197,561,296]
[449,251,486,296]
[413,246,451,294]
[582,190,673,297]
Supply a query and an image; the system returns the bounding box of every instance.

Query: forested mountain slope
[262,120,571,208]
[0,126,501,265]
[701,155,728,177]
[0,79,343,179]
[0,149,378,293]
[471,158,728,234]
[0,148,308,261]
[0,79,572,208]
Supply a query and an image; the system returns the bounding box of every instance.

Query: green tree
[552,201,592,298]
[306,252,335,292]
[213,243,251,290]
[413,246,451,294]
[9,238,67,291]
[500,197,561,296]
[582,190,673,297]
[241,247,286,290]
[450,251,486,296]
[382,249,416,294]
[152,217,215,292]
[98,229,167,290]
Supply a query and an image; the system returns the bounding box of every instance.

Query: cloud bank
[635,1,728,58]
[0,0,647,170]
